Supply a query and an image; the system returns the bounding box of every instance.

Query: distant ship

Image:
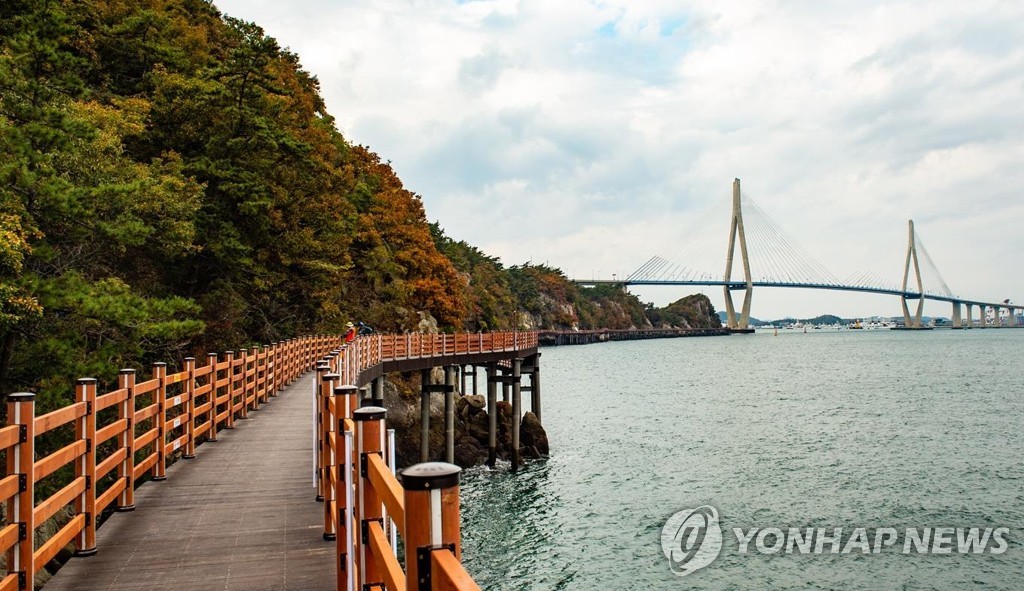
[848,320,863,329]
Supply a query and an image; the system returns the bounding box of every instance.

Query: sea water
[459,330,1023,590]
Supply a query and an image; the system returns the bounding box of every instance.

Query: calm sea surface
[459,329,1024,590]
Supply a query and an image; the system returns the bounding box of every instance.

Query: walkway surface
[45,372,334,591]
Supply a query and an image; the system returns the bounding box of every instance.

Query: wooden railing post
[401,462,463,591]
[314,362,331,502]
[152,362,168,481]
[260,345,270,404]
[354,406,386,589]
[251,346,261,409]
[183,358,196,459]
[7,392,35,590]
[74,378,98,556]
[333,385,358,591]
[291,339,296,380]
[269,342,279,395]
[224,351,236,429]
[239,348,249,420]
[321,372,341,541]
[206,354,219,441]
[117,369,136,511]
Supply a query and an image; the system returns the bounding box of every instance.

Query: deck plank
[45,372,333,591]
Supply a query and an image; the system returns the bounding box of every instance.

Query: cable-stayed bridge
[578,179,1019,330]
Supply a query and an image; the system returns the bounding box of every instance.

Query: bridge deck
[44,372,333,591]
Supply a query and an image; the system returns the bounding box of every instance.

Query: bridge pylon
[900,219,925,328]
[723,178,753,329]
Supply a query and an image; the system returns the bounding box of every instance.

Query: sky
[215,0,1024,319]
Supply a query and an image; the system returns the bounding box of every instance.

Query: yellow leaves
[0,213,32,275]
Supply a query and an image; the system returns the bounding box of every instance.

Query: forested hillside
[0,1,717,414]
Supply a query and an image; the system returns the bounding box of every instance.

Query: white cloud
[216,0,1024,318]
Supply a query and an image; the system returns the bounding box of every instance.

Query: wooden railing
[336,331,539,386]
[314,330,536,590]
[0,335,340,591]
[0,329,533,591]
[316,361,479,591]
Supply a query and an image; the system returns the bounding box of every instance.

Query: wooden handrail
[367,453,404,532]
[0,335,340,588]
[0,330,530,589]
[432,550,482,591]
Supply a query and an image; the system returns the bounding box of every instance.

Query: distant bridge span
[576,179,1020,329]
[578,278,1016,310]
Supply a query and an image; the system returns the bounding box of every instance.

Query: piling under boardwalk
[44,372,333,591]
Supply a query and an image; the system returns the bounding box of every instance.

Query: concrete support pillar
[502,367,510,403]
[966,304,974,328]
[530,354,542,424]
[420,369,430,462]
[979,305,987,328]
[723,178,753,329]
[900,220,925,329]
[511,358,522,472]
[951,302,962,328]
[486,365,499,466]
[371,376,384,406]
[444,366,456,464]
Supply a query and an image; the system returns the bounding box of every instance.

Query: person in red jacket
[344,322,356,343]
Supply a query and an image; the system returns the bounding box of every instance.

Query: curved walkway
[45,372,333,591]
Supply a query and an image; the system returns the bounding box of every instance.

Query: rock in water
[520,412,549,456]
[467,411,490,442]
[454,436,483,468]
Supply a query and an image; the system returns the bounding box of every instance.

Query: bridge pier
[530,353,542,424]
[966,304,974,328]
[445,365,457,464]
[511,358,522,472]
[420,369,430,462]
[951,302,962,328]
[979,305,987,328]
[371,376,384,406]
[486,363,498,467]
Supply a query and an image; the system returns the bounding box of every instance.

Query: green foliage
[0,0,473,408]
[647,294,722,329]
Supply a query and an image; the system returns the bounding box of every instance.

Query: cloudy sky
[216,0,1024,319]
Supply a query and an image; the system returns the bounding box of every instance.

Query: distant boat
[848,320,863,329]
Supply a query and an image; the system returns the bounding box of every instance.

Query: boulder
[454,436,483,468]
[467,411,490,442]
[520,412,549,456]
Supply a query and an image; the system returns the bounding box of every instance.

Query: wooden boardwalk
[44,372,333,591]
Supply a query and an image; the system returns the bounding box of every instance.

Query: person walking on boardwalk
[344,322,356,343]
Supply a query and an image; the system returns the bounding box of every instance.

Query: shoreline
[538,327,729,346]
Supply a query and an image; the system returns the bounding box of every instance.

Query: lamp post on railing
[401,462,463,591]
